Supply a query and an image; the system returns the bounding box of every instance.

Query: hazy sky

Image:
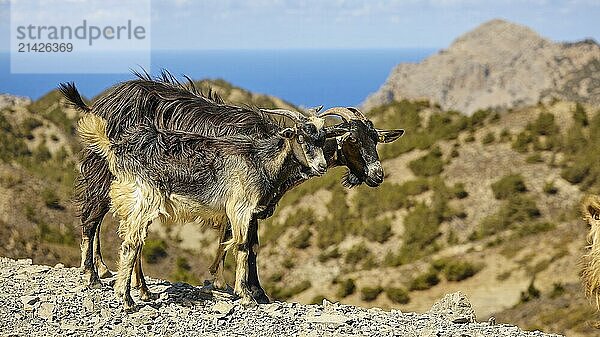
[0,0,599,50]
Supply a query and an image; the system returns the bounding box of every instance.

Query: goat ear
[325,124,350,138]
[279,128,296,139]
[377,129,404,143]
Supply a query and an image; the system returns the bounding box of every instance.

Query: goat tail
[77,114,116,172]
[580,194,600,309]
[59,82,91,113]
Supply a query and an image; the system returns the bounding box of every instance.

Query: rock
[306,313,352,325]
[21,295,40,310]
[428,291,476,324]
[37,302,55,320]
[212,301,234,318]
[0,258,562,336]
[83,297,95,312]
[54,263,65,269]
[363,19,600,114]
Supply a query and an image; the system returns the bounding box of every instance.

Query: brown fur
[581,194,600,309]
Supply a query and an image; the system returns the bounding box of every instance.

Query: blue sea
[0,49,435,107]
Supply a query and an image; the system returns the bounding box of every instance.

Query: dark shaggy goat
[65,75,338,309]
[211,106,404,303]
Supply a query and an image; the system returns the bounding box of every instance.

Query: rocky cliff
[363,19,600,114]
[0,258,561,337]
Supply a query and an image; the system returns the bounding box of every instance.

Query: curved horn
[305,105,324,116]
[319,107,356,123]
[346,107,367,121]
[261,109,306,122]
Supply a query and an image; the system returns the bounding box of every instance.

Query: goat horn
[262,109,306,122]
[319,107,356,123]
[346,107,367,121]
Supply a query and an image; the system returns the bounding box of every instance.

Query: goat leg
[246,217,269,303]
[134,247,157,301]
[80,216,101,289]
[229,205,255,305]
[115,238,137,311]
[209,224,230,290]
[93,216,113,278]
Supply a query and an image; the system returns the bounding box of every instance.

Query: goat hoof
[239,295,257,306]
[236,287,257,306]
[212,280,229,291]
[140,290,158,301]
[97,266,113,279]
[123,295,136,312]
[250,286,270,304]
[87,276,102,289]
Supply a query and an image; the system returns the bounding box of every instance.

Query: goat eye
[297,134,305,144]
[594,213,600,221]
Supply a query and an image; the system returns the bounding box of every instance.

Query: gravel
[0,257,562,337]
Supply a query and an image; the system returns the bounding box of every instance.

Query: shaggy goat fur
[211,107,405,302]
[67,74,329,308]
[581,194,600,309]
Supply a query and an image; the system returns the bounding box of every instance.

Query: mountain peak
[363,20,599,114]
[449,19,548,51]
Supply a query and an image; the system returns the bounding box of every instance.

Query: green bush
[474,195,541,238]
[362,218,393,243]
[318,247,340,262]
[525,153,543,163]
[491,174,528,199]
[268,280,312,300]
[451,183,469,199]
[528,112,559,136]
[353,183,408,219]
[409,268,440,291]
[402,178,430,195]
[290,227,312,249]
[395,203,442,264]
[310,295,327,304]
[550,283,565,299]
[482,132,496,145]
[41,187,63,210]
[543,181,558,195]
[499,128,511,142]
[520,280,541,303]
[512,131,533,153]
[39,223,76,245]
[336,278,356,298]
[263,208,315,244]
[442,260,482,282]
[33,142,52,162]
[21,117,43,139]
[142,239,168,263]
[171,257,198,284]
[469,109,491,127]
[514,222,555,238]
[385,287,410,304]
[0,113,30,162]
[573,103,588,126]
[360,286,383,301]
[408,146,444,177]
[561,163,590,184]
[345,243,371,266]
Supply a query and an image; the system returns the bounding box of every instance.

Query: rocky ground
[0,258,561,337]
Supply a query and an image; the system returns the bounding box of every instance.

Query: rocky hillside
[0,257,561,336]
[2,77,600,336]
[363,19,600,114]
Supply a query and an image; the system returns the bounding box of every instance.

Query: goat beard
[341,170,362,188]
